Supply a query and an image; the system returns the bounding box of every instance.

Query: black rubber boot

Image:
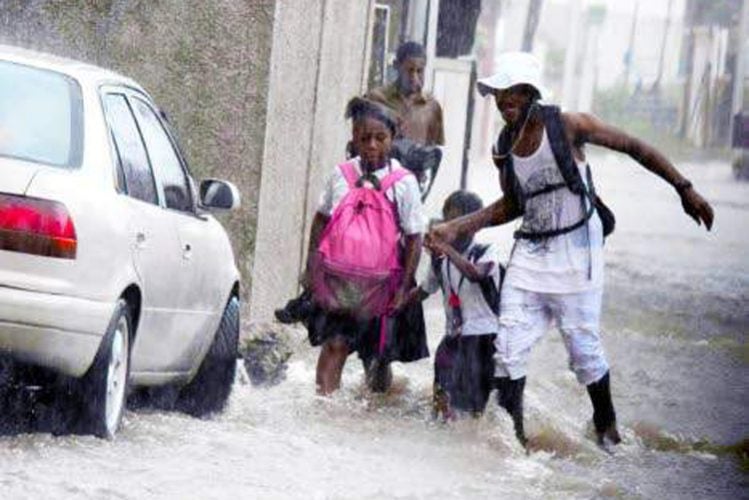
[363,357,392,393]
[586,371,621,446]
[495,376,527,447]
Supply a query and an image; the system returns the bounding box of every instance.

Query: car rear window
[0,60,83,168]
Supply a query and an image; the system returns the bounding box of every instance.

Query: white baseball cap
[476,52,549,99]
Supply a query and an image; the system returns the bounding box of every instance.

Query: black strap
[541,106,586,195]
[430,254,443,287]
[525,182,568,199]
[438,244,501,315]
[513,198,595,240]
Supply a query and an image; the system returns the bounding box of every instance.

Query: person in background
[368,41,445,197]
[368,41,445,148]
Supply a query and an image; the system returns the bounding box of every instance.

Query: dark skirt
[305,300,429,364]
[434,334,496,414]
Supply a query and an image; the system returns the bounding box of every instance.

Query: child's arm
[425,239,493,283]
[404,250,442,305]
[301,211,330,287]
[390,234,422,312]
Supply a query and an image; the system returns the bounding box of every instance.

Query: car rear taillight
[0,193,77,259]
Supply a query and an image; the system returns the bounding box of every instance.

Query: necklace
[492,103,539,161]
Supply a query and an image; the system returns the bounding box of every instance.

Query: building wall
[249,0,374,325]
[0,0,275,303]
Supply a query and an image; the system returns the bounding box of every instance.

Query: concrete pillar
[249,0,375,325]
[731,0,749,126]
[249,0,326,326]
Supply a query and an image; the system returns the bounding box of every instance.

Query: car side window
[130,97,193,213]
[108,130,127,194]
[103,94,158,205]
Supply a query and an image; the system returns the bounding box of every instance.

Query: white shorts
[494,284,609,385]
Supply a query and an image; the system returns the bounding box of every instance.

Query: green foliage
[594,85,696,159]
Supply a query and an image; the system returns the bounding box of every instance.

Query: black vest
[495,105,613,240]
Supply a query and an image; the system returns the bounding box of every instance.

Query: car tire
[77,299,131,439]
[175,297,239,417]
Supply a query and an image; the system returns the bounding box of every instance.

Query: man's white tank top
[504,128,604,293]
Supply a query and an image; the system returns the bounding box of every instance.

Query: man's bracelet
[674,179,692,195]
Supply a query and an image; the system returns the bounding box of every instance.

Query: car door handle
[182,242,192,260]
[135,232,146,249]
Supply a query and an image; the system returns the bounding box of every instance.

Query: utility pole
[730,0,749,138]
[679,0,697,139]
[652,0,674,92]
[623,0,639,88]
[521,0,544,52]
[561,0,582,110]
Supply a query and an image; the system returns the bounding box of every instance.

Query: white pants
[494,284,608,386]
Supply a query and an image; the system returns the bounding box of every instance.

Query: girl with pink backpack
[304,97,429,395]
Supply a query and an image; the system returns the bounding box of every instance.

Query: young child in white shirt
[407,190,504,419]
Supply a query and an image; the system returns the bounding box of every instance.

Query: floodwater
[0,153,747,499]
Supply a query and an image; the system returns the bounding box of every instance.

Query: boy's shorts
[434,333,496,415]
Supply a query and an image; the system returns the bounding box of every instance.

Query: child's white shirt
[421,242,502,337]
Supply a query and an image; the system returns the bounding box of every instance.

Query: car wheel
[175,297,239,417]
[78,299,131,439]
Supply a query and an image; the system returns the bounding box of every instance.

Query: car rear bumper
[0,285,114,377]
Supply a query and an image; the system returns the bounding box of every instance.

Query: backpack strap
[541,105,586,195]
[439,244,503,315]
[494,128,525,216]
[467,243,489,261]
[430,254,444,290]
[380,168,411,192]
[339,161,359,190]
[468,244,502,315]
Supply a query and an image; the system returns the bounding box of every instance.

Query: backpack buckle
[356,173,381,190]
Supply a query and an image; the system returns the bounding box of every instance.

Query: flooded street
[1,154,747,499]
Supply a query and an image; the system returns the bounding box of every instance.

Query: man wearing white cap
[428,52,714,447]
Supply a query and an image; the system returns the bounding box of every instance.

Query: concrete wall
[0,0,275,303]
[249,0,374,324]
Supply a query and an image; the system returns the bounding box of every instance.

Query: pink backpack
[312,161,411,320]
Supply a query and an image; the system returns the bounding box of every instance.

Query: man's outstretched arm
[564,112,714,230]
[428,193,519,246]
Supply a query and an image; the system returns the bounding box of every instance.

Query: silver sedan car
[0,45,242,438]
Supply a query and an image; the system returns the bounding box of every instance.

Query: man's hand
[427,221,458,249]
[423,233,451,257]
[680,188,714,231]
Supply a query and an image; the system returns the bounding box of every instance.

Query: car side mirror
[199,179,241,211]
